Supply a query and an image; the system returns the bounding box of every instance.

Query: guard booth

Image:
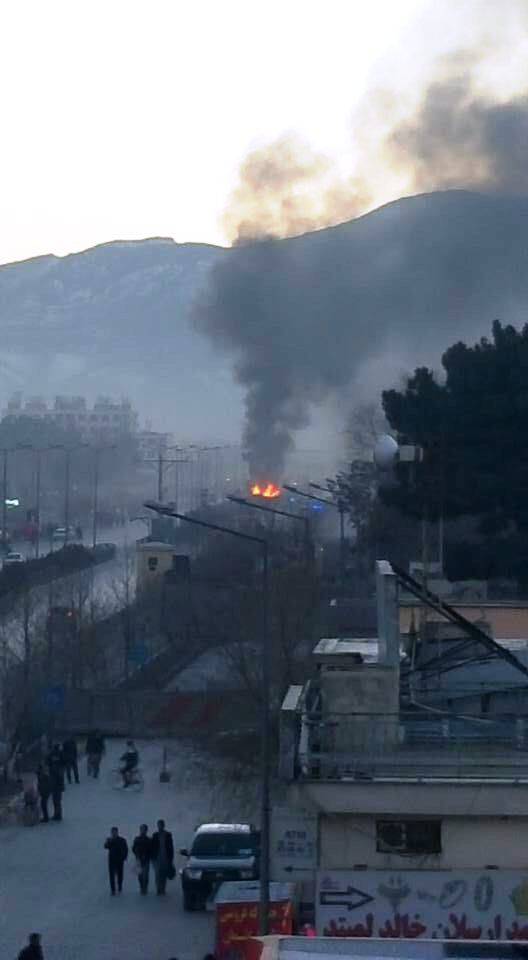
[215,882,297,960]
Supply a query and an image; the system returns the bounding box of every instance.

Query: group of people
[105,820,175,896]
[34,737,79,824]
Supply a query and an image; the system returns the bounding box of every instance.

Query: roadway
[0,738,216,960]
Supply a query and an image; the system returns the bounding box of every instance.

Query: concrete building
[278,561,528,942]
[4,392,138,441]
[135,540,180,591]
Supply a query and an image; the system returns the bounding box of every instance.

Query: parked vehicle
[90,541,117,561]
[51,526,81,546]
[3,551,24,567]
[179,822,260,911]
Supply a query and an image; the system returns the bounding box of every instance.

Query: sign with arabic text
[317,870,528,941]
[216,896,293,958]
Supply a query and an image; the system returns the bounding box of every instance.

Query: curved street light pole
[227,495,312,569]
[144,500,271,935]
[284,483,347,598]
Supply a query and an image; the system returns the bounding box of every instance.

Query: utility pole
[145,500,271,934]
[35,449,41,559]
[64,448,71,544]
[92,444,116,548]
[1,449,7,554]
[143,445,189,505]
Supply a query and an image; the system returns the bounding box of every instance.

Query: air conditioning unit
[377,821,407,853]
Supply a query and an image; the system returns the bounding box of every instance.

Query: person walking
[62,736,79,784]
[37,765,52,823]
[151,819,174,895]
[104,826,128,895]
[18,933,43,960]
[48,757,64,821]
[132,823,152,895]
[47,743,66,789]
[86,729,105,778]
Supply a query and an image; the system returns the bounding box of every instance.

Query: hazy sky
[1,0,524,266]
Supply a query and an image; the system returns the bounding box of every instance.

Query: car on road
[51,526,82,546]
[90,541,117,561]
[179,822,260,911]
[3,551,25,567]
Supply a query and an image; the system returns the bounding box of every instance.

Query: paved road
[0,739,216,960]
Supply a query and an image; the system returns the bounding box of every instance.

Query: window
[147,556,158,571]
[376,820,441,855]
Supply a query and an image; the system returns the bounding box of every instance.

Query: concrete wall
[320,666,399,760]
[319,814,528,870]
[288,779,528,817]
[136,542,176,591]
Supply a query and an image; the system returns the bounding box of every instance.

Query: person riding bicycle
[120,740,139,787]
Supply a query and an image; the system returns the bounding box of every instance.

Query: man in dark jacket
[48,756,64,821]
[104,826,128,894]
[36,765,52,823]
[151,819,174,895]
[18,932,43,960]
[86,730,105,778]
[132,823,152,894]
[62,736,79,784]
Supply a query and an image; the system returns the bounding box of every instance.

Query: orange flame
[250,482,281,499]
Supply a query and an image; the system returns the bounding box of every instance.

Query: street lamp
[144,499,271,935]
[31,445,64,559]
[0,444,32,553]
[227,495,312,568]
[54,443,89,545]
[92,444,117,549]
[284,483,347,598]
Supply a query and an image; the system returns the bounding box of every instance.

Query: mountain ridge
[0,189,526,438]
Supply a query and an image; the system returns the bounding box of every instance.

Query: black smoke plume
[194,60,528,477]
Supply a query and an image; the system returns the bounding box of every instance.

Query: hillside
[1,190,527,438]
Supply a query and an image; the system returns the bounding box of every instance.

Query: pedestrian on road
[48,758,64,821]
[151,819,174,895]
[86,729,105,778]
[18,932,43,960]
[132,823,152,895]
[47,743,66,788]
[105,826,128,895]
[62,736,79,784]
[37,765,52,823]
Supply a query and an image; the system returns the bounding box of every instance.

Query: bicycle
[107,766,144,792]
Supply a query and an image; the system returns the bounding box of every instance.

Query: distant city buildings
[4,392,138,442]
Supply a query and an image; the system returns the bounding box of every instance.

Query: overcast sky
[0,0,524,265]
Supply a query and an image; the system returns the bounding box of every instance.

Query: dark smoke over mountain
[389,71,528,194]
[195,52,528,477]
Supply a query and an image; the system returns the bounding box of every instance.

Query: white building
[278,561,528,942]
[4,393,138,441]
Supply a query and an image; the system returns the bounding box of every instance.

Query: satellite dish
[373,434,399,470]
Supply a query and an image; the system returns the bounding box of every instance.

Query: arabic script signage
[216,899,293,959]
[317,870,528,941]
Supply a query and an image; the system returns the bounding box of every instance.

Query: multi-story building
[3,393,138,441]
[278,561,528,942]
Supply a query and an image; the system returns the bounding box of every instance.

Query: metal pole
[35,450,41,559]
[339,504,346,599]
[259,538,270,935]
[158,446,163,503]
[304,516,312,570]
[92,449,100,549]
[144,500,271,934]
[2,450,7,554]
[64,450,71,544]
